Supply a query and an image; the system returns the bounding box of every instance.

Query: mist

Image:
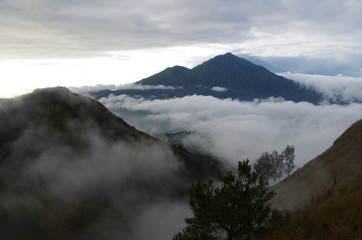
[18,130,179,200]
[0,91,194,240]
[280,72,362,103]
[71,83,178,96]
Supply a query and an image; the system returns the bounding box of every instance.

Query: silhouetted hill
[0,87,218,175]
[271,118,362,211]
[0,87,221,239]
[94,53,322,103]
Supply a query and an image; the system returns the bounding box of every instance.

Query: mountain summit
[94,53,322,103]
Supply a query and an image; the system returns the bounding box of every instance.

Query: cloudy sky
[1,0,362,97]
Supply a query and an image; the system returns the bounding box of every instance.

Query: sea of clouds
[93,73,362,168]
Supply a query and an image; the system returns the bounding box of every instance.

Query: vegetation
[173,160,281,240]
[254,145,296,184]
[257,181,362,240]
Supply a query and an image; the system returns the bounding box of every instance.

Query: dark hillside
[0,87,221,239]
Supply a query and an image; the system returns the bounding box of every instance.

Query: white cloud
[100,94,362,169]
[72,83,177,95]
[281,72,362,102]
[211,86,228,92]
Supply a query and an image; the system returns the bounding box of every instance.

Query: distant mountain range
[93,53,323,103]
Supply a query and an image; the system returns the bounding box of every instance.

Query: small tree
[282,145,296,176]
[254,146,296,184]
[173,160,276,240]
[253,152,273,181]
[270,150,284,184]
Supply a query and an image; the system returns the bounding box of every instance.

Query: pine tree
[173,160,275,240]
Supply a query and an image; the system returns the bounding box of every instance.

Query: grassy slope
[258,119,362,239]
[258,181,362,240]
[271,118,362,210]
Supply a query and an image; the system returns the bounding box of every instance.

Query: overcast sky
[1,0,362,97]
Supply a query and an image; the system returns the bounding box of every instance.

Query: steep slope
[94,53,322,103]
[0,87,220,239]
[271,118,362,210]
[259,181,362,240]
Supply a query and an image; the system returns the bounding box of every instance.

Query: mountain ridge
[0,87,219,179]
[93,53,323,103]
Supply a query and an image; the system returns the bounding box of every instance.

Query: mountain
[93,53,323,103]
[0,87,221,239]
[271,118,362,210]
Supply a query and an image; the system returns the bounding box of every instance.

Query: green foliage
[174,160,278,240]
[282,145,296,177]
[254,145,296,184]
[253,152,274,181]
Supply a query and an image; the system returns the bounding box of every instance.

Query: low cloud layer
[282,73,362,102]
[72,84,178,96]
[100,93,362,168]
